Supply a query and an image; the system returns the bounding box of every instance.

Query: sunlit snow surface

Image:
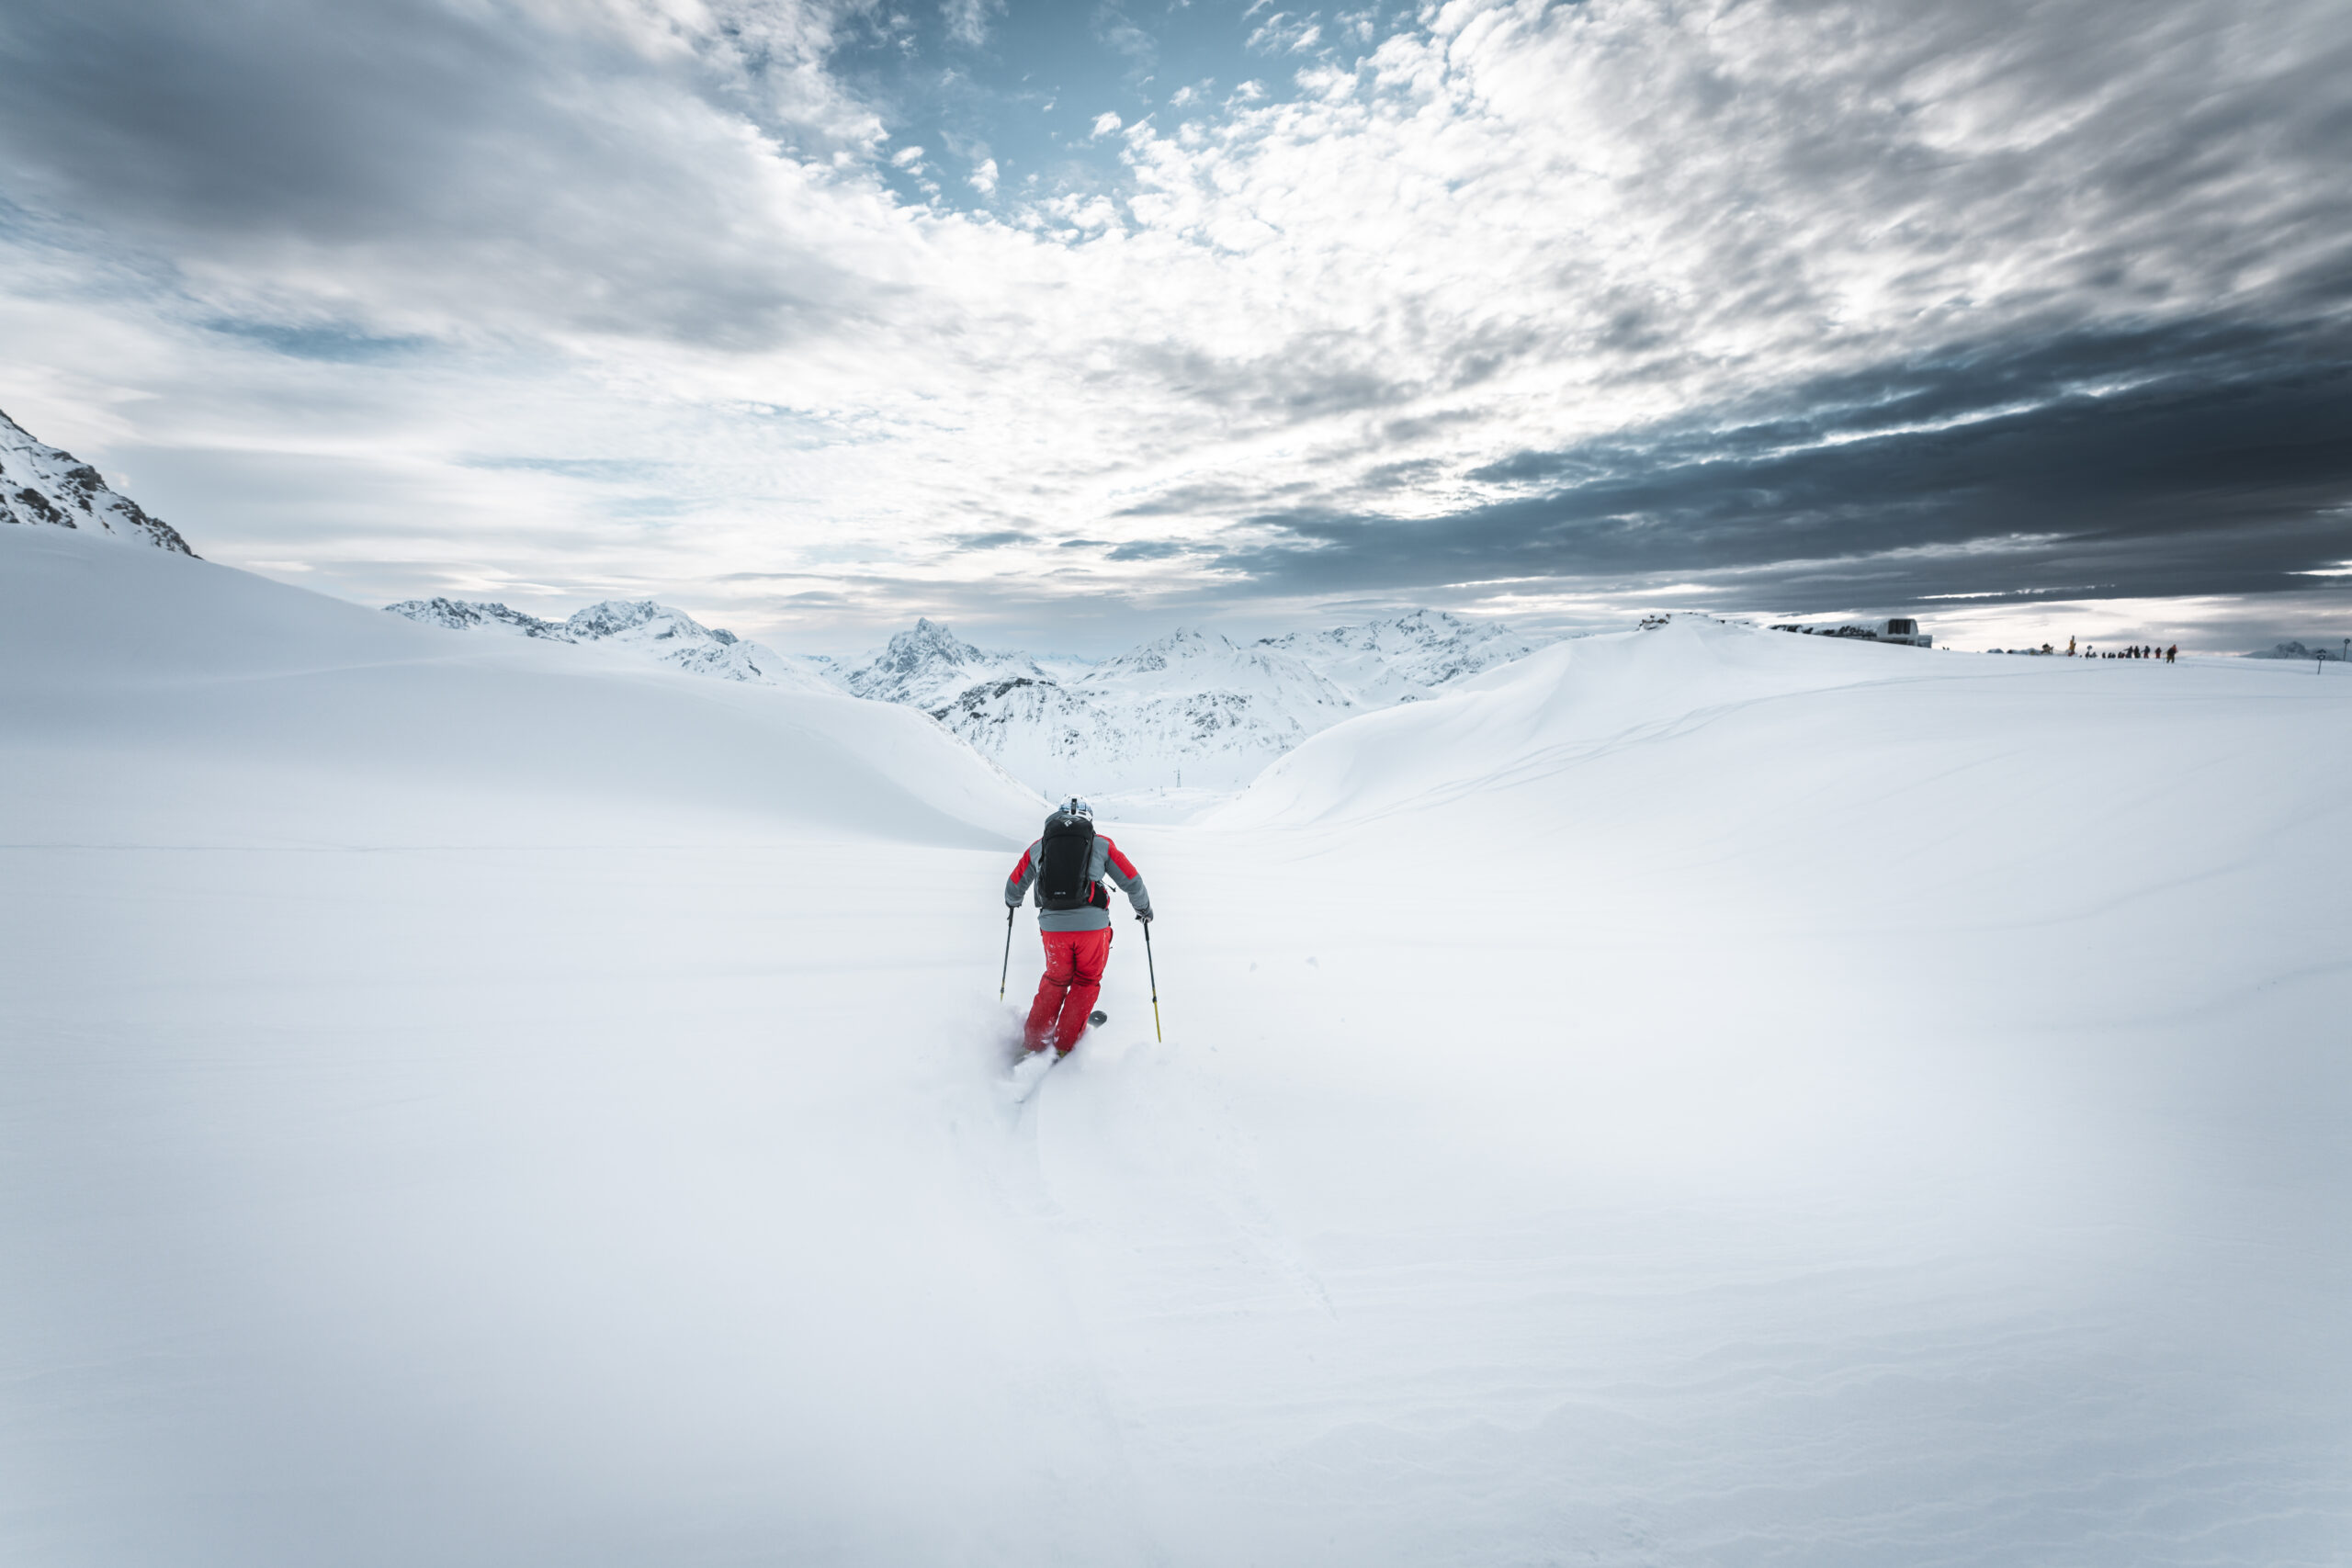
[5,527,2349,1566]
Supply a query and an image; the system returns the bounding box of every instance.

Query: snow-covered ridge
[1216,615,1912,828]
[379,599,1555,795]
[832,611,1555,796]
[1254,608,1543,703]
[8,525,1035,847]
[386,595,831,690]
[834,617,1049,706]
[0,406,197,555]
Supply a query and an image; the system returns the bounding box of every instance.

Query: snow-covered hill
[4,526,1035,848]
[843,612,1553,797]
[387,594,835,692]
[0,405,197,554]
[1256,607,1544,704]
[1217,612,1895,827]
[8,541,2349,1567]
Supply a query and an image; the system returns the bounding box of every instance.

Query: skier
[1004,798,1152,1055]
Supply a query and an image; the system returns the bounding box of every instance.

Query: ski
[1001,1045,1060,1106]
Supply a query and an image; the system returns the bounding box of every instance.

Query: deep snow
[5,529,2349,1566]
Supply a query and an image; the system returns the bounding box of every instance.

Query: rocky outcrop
[0,407,198,555]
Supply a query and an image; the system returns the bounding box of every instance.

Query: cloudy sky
[2,0,2347,652]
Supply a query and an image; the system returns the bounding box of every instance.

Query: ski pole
[1143,918,1162,1042]
[998,906,1014,1001]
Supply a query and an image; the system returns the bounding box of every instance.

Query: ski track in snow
[6,525,2351,1566]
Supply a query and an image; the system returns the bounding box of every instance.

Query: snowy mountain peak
[1255,609,1544,703]
[0,406,198,556]
[385,595,825,690]
[1083,626,1351,709]
[889,616,985,665]
[386,596,570,637]
[834,619,1046,707]
[1085,626,1231,677]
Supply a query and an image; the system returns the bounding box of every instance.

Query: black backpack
[1035,812,1106,912]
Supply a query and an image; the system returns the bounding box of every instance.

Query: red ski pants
[1024,926,1112,1055]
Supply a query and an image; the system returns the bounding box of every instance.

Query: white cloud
[940,0,1003,48]
[0,0,2344,644]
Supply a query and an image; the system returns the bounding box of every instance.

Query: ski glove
[1136,908,1154,924]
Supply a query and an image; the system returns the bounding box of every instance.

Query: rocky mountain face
[833,613,1554,796]
[386,596,831,691]
[832,618,1050,707]
[0,407,198,555]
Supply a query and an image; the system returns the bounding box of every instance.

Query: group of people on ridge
[2068,638,2178,661]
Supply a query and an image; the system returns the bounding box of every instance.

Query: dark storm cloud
[1114,477,1311,519]
[1213,321,2352,612]
[0,0,871,345]
[0,0,532,236]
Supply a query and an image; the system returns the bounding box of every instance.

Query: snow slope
[0,405,197,554]
[1216,612,1917,827]
[387,594,836,691]
[1,526,1036,850]
[6,558,2349,1567]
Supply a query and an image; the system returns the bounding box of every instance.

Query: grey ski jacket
[1005,834,1151,932]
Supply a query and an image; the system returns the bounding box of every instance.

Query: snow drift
[6,558,2349,1567]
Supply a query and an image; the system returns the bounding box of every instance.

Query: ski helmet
[1060,796,1093,820]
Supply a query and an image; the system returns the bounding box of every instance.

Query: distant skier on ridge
[1003,798,1152,1055]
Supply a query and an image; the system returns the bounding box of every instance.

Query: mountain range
[379,603,1551,798]
[1,403,1545,797]
[384,595,833,691]
[829,613,1549,796]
